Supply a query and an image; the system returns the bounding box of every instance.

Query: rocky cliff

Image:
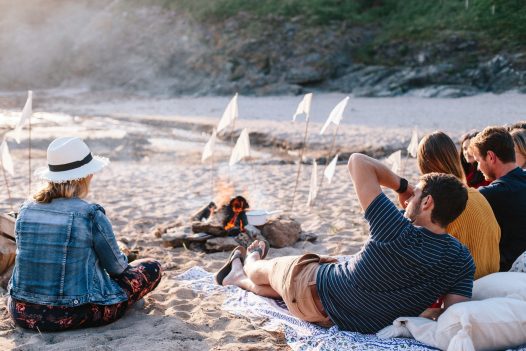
[0,0,524,97]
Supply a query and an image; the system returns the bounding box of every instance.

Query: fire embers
[223,196,249,236]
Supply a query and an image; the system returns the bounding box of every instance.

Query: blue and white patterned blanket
[176,266,438,351]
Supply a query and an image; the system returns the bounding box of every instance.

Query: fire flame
[224,197,245,231]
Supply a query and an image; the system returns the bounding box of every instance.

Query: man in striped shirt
[219,153,474,333]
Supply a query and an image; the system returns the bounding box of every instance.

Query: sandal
[248,240,270,259]
[214,246,246,285]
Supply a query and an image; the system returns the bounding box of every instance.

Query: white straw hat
[35,137,109,183]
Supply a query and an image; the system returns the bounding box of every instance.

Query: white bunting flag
[1,139,14,176]
[386,150,402,174]
[324,154,339,184]
[14,90,33,144]
[320,96,349,135]
[229,128,250,166]
[217,93,238,133]
[307,160,318,206]
[292,93,313,121]
[407,127,419,158]
[201,129,217,163]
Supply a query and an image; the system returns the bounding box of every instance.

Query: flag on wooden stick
[0,139,14,176]
[320,96,349,135]
[229,128,250,166]
[217,93,238,133]
[14,90,32,144]
[307,160,318,206]
[324,154,339,184]
[292,93,313,121]
[407,128,419,158]
[201,129,217,163]
[386,150,402,174]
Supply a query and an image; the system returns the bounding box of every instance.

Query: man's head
[470,126,516,181]
[404,173,468,229]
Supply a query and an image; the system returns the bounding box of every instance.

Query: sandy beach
[0,90,524,350]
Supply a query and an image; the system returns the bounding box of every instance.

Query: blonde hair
[34,177,91,203]
[417,131,467,184]
[511,128,526,167]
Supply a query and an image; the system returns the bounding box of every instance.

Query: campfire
[156,181,313,252]
[192,193,250,236]
[223,196,249,235]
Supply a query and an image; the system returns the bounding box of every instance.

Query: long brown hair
[511,128,526,167]
[417,132,467,184]
[34,177,91,203]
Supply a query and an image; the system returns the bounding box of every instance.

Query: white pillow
[377,298,526,351]
[473,272,526,301]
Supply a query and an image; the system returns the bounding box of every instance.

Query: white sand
[0,91,523,350]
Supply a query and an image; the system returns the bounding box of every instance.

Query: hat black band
[48,153,93,172]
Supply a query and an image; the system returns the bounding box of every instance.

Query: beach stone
[261,216,301,248]
[150,219,184,238]
[299,231,318,242]
[205,237,238,252]
[191,221,225,236]
[234,225,266,247]
[161,232,187,248]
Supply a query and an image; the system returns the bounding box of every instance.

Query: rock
[161,231,213,249]
[299,231,318,242]
[261,216,301,248]
[245,225,262,238]
[234,225,267,247]
[407,85,480,98]
[161,232,187,248]
[150,219,184,238]
[187,232,214,243]
[205,237,239,252]
[191,221,226,236]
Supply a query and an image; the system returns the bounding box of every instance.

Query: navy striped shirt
[316,193,475,333]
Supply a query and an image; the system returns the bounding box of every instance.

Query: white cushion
[473,272,526,301]
[377,297,526,351]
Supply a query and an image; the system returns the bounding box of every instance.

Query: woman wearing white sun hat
[7,137,162,331]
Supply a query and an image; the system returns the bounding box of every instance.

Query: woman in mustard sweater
[417,132,500,279]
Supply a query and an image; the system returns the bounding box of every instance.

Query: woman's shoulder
[22,198,105,217]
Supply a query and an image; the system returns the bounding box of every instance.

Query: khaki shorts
[268,253,336,327]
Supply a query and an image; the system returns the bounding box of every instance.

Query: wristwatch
[396,178,409,193]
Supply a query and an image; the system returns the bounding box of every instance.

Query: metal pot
[246,210,281,226]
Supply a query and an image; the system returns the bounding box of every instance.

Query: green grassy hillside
[163,0,525,50]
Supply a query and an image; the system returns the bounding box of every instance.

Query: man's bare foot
[247,240,267,260]
[222,257,246,286]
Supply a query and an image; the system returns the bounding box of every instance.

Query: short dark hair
[470,126,516,163]
[419,172,468,227]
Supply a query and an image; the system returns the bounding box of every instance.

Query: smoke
[0,0,207,93]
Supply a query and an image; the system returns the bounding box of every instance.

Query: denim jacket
[8,198,129,306]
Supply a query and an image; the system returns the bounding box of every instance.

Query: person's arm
[347,153,412,211]
[92,208,129,276]
[443,293,470,308]
[419,294,469,321]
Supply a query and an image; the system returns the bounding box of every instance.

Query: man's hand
[348,153,405,212]
[398,184,415,209]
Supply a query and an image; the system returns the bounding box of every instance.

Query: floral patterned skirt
[8,258,162,332]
